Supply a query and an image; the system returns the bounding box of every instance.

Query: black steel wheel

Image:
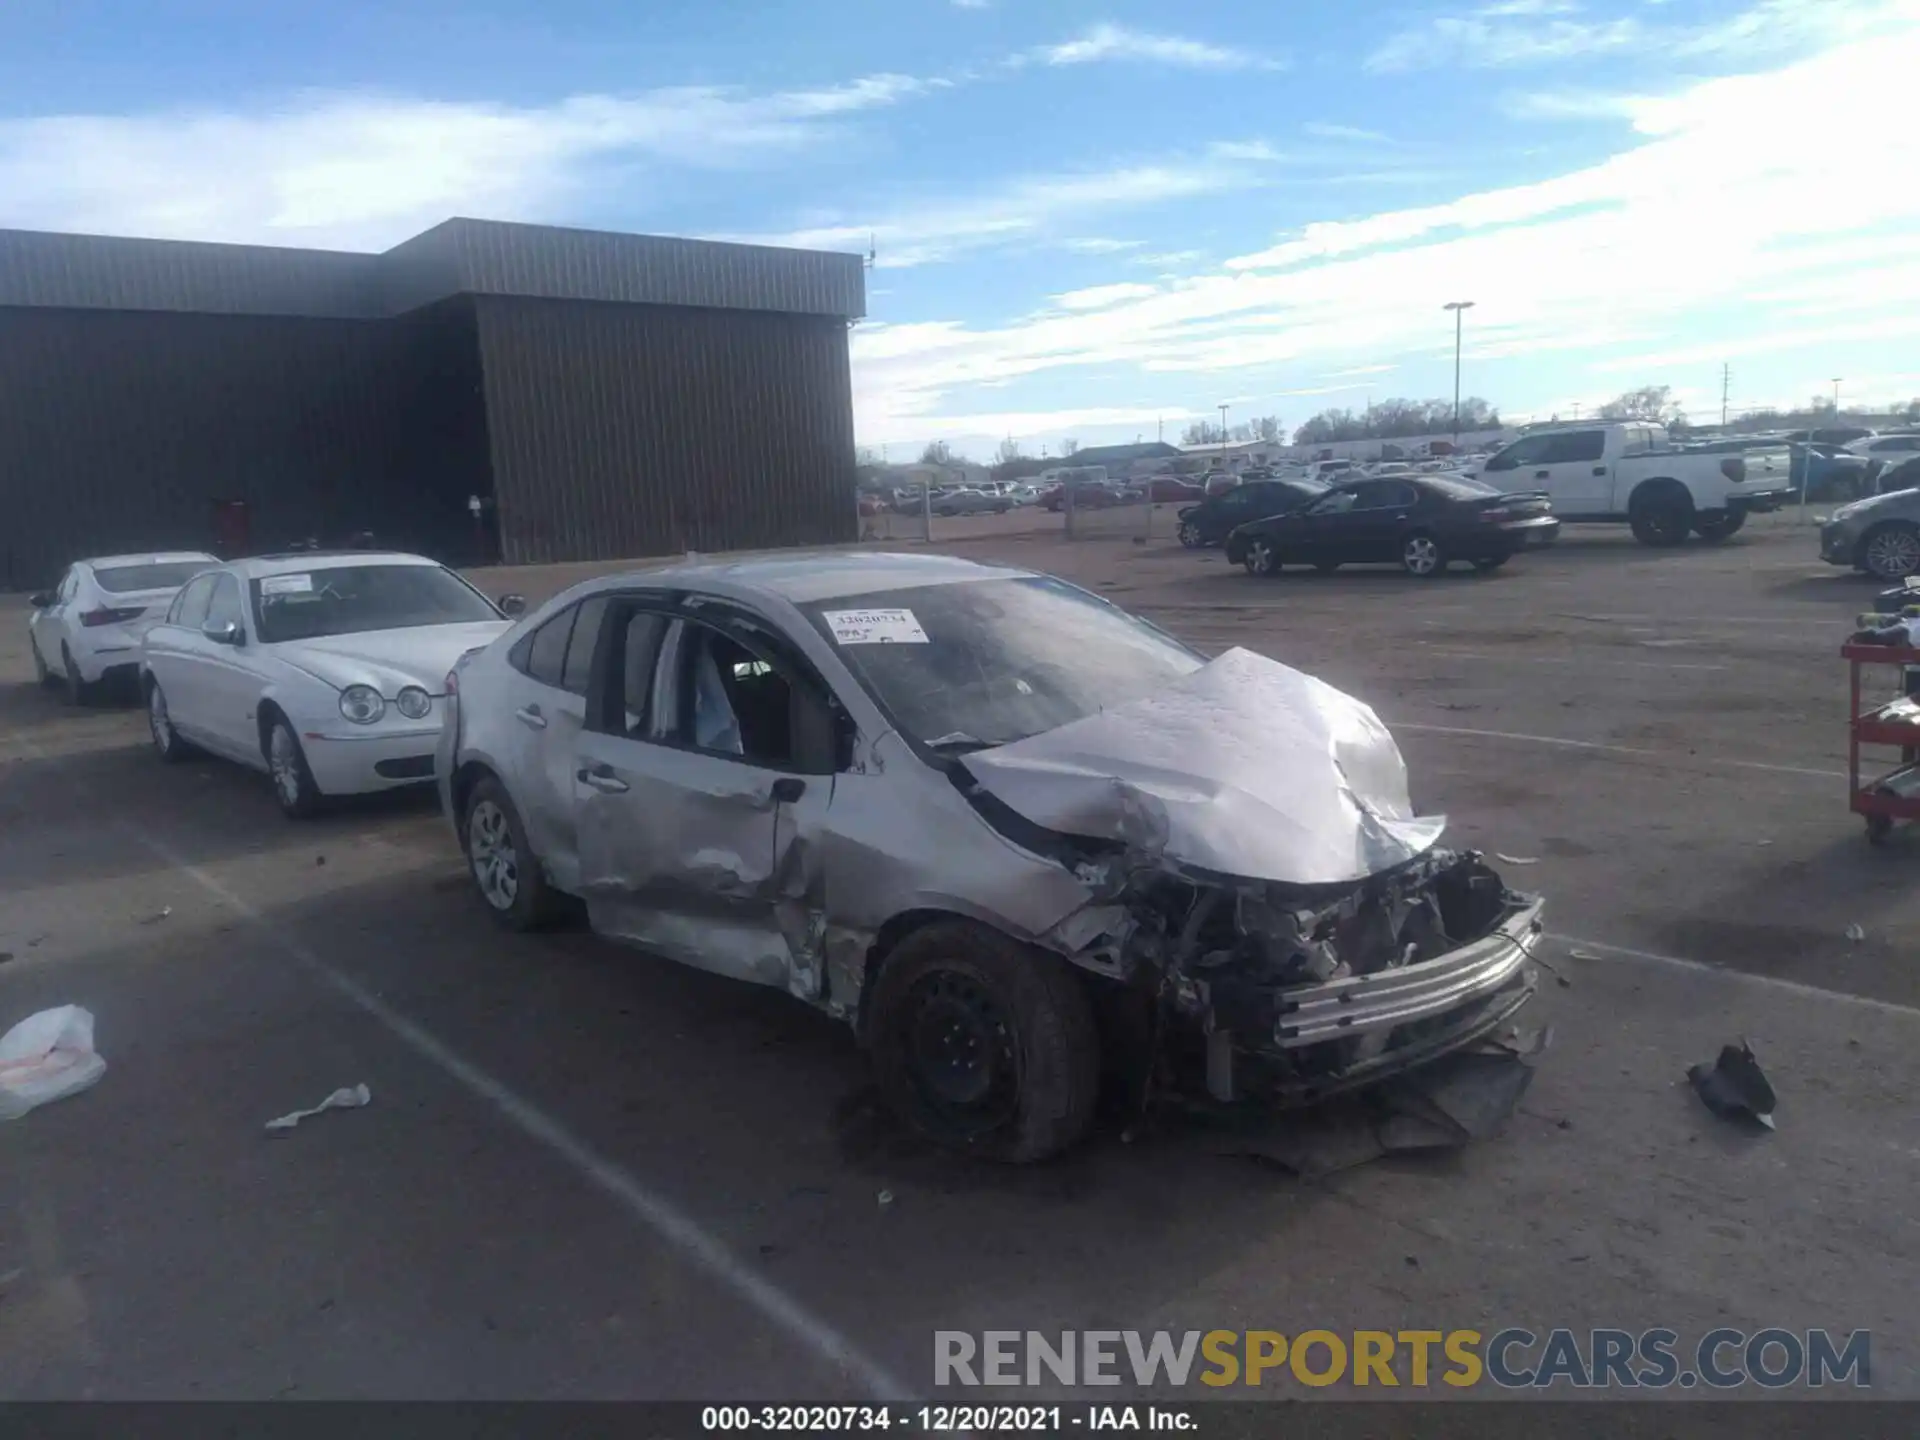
[867,920,1100,1163]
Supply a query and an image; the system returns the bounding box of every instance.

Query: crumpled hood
[959,647,1445,886]
[275,620,511,695]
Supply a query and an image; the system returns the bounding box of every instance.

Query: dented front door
[572,728,821,992]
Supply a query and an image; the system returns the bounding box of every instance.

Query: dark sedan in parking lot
[1820,474,1920,580]
[1225,474,1560,577]
[1176,478,1326,548]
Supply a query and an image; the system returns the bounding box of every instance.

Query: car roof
[78,551,218,569]
[594,551,1040,605]
[228,551,445,579]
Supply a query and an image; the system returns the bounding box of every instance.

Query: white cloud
[854,19,1920,445]
[1207,139,1287,162]
[750,153,1260,268]
[1500,89,1656,121]
[1366,13,1641,72]
[1033,24,1281,71]
[1052,282,1160,310]
[1302,122,1395,143]
[1060,237,1146,254]
[0,77,928,249]
[952,0,991,8]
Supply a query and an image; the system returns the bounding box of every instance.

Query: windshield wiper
[925,732,1000,755]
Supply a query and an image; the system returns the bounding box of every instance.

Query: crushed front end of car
[956,645,1545,1113]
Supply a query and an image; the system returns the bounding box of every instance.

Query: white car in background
[27,552,218,704]
[139,551,521,818]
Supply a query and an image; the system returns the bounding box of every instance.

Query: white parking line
[1552,933,1920,1020]
[115,821,914,1402]
[1391,721,1847,780]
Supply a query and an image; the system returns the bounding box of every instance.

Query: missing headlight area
[1060,847,1543,1111]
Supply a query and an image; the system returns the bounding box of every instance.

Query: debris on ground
[1845,923,1865,943]
[0,1006,107,1121]
[1686,1041,1776,1131]
[877,1190,895,1208]
[1569,949,1600,962]
[138,906,172,925]
[1494,854,1539,865]
[265,1083,372,1133]
[1213,1026,1552,1177]
[0,953,12,966]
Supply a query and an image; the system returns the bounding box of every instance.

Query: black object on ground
[1687,1040,1776,1131]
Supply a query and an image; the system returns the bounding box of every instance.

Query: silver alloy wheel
[149,684,173,754]
[1249,539,1276,575]
[1866,527,1920,579]
[1178,522,1200,547]
[1403,535,1442,575]
[269,724,303,808]
[468,799,519,911]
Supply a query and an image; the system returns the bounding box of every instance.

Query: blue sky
[3,0,1918,458]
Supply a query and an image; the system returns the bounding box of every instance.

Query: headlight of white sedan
[395,686,433,720]
[339,685,386,724]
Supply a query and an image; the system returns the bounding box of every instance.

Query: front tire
[1178,521,1202,548]
[1402,532,1448,577]
[1244,537,1280,576]
[463,777,559,931]
[1863,522,1920,581]
[265,715,324,819]
[1629,489,1694,546]
[866,920,1100,1163]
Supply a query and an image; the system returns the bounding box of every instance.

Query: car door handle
[576,764,629,794]
[514,705,548,730]
[1534,470,1551,479]
[1592,466,1608,476]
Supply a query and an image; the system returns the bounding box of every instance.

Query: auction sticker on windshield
[823,608,929,644]
[260,574,314,595]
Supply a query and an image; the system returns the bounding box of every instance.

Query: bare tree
[994,436,1024,465]
[1181,420,1226,445]
[1059,438,1081,457]
[1253,415,1282,442]
[1292,398,1500,446]
[919,440,953,465]
[1598,385,1685,425]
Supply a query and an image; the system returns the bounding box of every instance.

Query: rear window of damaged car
[805,576,1203,748]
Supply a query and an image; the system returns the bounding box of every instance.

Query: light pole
[1218,403,1230,447]
[1444,301,1475,441]
[1832,377,1843,416]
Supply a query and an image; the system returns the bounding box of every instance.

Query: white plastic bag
[0,1006,107,1121]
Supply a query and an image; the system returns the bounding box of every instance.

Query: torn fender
[960,647,1445,887]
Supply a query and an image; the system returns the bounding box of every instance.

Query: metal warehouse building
[0,218,865,590]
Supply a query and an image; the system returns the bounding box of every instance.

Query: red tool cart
[1844,640,1920,846]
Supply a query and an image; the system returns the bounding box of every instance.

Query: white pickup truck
[1462,422,1793,546]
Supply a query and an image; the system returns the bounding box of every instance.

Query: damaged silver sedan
[438,554,1544,1161]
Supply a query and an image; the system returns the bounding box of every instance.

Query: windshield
[250,564,500,643]
[94,561,211,593]
[806,576,1204,748]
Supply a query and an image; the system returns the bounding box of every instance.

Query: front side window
[205,575,244,631]
[804,576,1202,751]
[251,564,499,644]
[1543,431,1606,464]
[173,576,216,630]
[1486,435,1551,471]
[1307,488,1361,515]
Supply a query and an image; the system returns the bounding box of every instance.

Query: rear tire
[1178,521,1202,548]
[60,646,94,706]
[1629,487,1694,546]
[146,679,197,763]
[463,776,560,931]
[1401,532,1448,577]
[265,714,324,819]
[1693,511,1746,543]
[1244,537,1280,577]
[866,920,1100,1163]
[1863,522,1920,581]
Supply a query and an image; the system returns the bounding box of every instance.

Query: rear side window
[95,561,210,593]
[205,575,244,630]
[512,608,575,688]
[1543,431,1606,464]
[561,597,609,696]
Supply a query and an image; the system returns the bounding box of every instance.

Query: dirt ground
[3,510,1918,1402]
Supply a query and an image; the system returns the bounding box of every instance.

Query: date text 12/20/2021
[701,1406,1196,1432]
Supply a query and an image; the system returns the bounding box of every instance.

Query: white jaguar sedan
[140,551,520,817]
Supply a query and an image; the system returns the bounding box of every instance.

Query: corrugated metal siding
[0,303,492,589]
[447,219,866,321]
[0,228,384,317]
[0,221,865,321]
[472,296,857,566]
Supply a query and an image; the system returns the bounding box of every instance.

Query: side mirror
[203,620,244,647]
[498,593,528,618]
[28,591,54,609]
